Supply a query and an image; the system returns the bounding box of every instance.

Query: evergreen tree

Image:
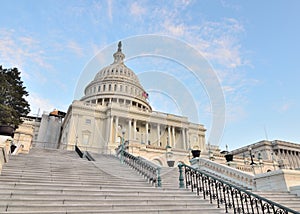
[0,65,30,128]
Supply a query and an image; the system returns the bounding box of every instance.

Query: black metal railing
[83,151,95,161]
[75,145,83,158]
[75,145,94,161]
[178,163,299,214]
[116,145,161,187]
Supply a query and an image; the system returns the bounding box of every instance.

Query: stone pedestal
[189,157,199,168]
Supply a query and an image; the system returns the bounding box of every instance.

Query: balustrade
[178,163,298,214]
[117,145,161,187]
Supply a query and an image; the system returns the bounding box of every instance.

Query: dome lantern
[113,41,125,64]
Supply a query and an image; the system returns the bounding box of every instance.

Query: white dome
[81,42,152,112]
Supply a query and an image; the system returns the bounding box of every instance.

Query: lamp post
[248,147,255,165]
[248,147,256,174]
[120,128,126,164]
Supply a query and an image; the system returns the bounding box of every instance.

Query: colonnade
[275,149,300,169]
[106,115,200,151]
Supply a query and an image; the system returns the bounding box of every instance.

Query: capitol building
[59,42,207,166]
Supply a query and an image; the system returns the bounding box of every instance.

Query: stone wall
[255,169,300,192]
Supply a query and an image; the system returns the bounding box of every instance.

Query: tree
[0,65,30,128]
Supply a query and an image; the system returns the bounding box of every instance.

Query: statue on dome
[118,41,122,52]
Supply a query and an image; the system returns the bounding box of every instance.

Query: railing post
[157,167,162,187]
[178,162,185,188]
[120,138,124,164]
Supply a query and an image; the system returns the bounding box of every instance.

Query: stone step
[0,182,157,190]
[0,177,149,184]
[0,198,208,206]
[0,189,196,197]
[0,174,148,181]
[0,185,192,193]
[0,193,201,201]
[1,207,224,214]
[2,204,222,212]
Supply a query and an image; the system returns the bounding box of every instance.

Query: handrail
[83,151,95,161]
[75,145,83,158]
[75,145,94,161]
[178,162,299,214]
[116,145,161,187]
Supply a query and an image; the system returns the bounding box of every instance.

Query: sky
[1,0,300,150]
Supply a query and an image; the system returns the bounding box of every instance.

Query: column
[106,116,113,145]
[128,120,131,142]
[172,126,176,148]
[287,150,293,169]
[145,122,149,145]
[168,126,171,147]
[186,130,190,149]
[109,116,114,144]
[114,116,119,144]
[291,151,297,169]
[297,152,300,168]
[296,152,300,168]
[157,124,160,146]
[182,128,186,150]
[133,119,137,141]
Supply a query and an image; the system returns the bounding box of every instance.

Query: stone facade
[231,140,300,170]
[13,116,40,153]
[13,111,65,152]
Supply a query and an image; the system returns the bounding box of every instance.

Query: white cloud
[107,0,113,21]
[27,93,55,116]
[163,20,185,37]
[278,101,293,113]
[0,29,51,76]
[130,2,146,16]
[66,40,84,57]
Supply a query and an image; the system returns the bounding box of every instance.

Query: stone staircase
[0,148,225,214]
[253,191,300,212]
[160,167,180,188]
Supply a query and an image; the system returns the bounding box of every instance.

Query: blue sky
[1,0,299,150]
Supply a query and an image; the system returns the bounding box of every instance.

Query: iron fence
[178,163,298,214]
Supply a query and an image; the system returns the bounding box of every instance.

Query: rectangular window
[85,119,91,124]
